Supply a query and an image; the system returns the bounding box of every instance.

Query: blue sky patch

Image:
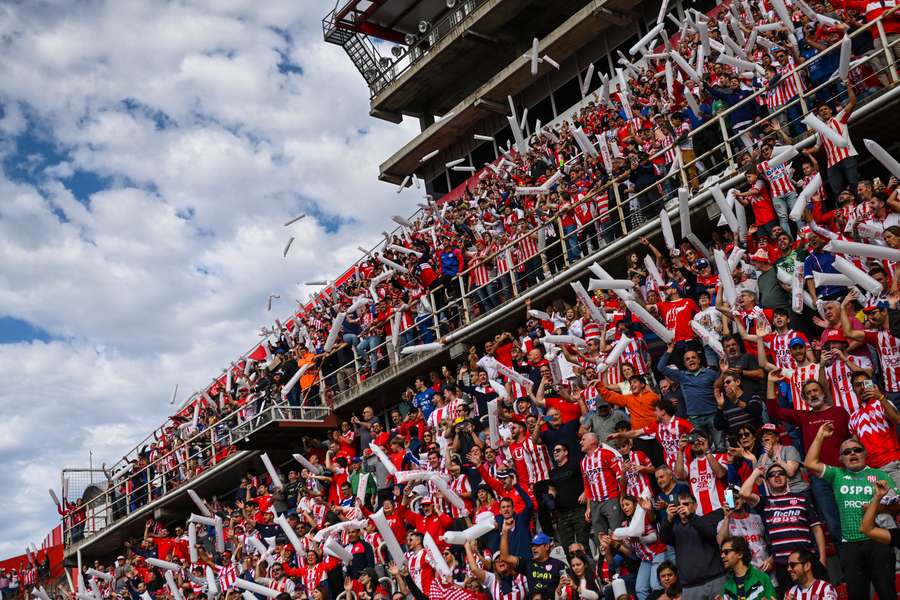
[0,316,56,344]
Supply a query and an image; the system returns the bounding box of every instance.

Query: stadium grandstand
[16,0,900,599]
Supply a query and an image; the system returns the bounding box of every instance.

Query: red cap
[823,329,848,345]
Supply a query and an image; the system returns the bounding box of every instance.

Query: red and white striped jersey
[788,363,820,411]
[766,57,806,108]
[428,401,459,431]
[517,235,539,260]
[849,399,900,468]
[864,329,900,392]
[581,447,622,502]
[758,159,796,198]
[217,564,238,591]
[621,449,653,499]
[602,356,623,387]
[596,191,611,222]
[469,249,492,288]
[406,548,434,593]
[626,515,667,562]
[620,335,649,374]
[765,330,807,370]
[449,473,473,518]
[687,453,727,516]
[295,563,330,594]
[788,580,838,600]
[508,437,551,485]
[483,571,529,600]
[582,384,601,412]
[822,111,858,168]
[270,577,295,594]
[582,320,603,341]
[824,355,872,414]
[643,416,694,469]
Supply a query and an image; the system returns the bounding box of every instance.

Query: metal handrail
[62,401,329,547]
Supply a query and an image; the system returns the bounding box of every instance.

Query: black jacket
[658,509,725,587]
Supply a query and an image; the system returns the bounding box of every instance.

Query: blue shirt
[804,250,843,298]
[414,389,436,418]
[657,352,719,416]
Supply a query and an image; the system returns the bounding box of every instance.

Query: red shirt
[656,298,700,342]
[545,396,583,423]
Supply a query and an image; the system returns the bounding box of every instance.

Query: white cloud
[0,0,424,557]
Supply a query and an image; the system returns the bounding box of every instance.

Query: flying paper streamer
[803,113,848,147]
[401,342,444,354]
[625,301,674,343]
[529,37,540,75]
[420,149,439,163]
[864,139,900,180]
[588,279,635,291]
[233,579,279,599]
[369,443,398,475]
[371,508,407,567]
[833,256,884,295]
[260,454,283,489]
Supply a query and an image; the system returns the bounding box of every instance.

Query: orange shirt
[599,388,659,430]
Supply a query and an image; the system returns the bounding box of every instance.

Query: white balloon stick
[146,558,182,571]
[790,173,822,221]
[833,256,884,295]
[214,516,225,553]
[803,113,848,148]
[605,335,632,366]
[424,533,452,576]
[324,537,353,563]
[205,567,218,600]
[691,321,725,358]
[377,254,409,273]
[571,281,607,324]
[400,342,444,354]
[232,579,279,599]
[428,473,466,510]
[260,453,283,489]
[728,247,746,271]
[281,363,311,398]
[188,523,198,563]
[541,334,588,347]
[188,513,216,527]
[89,578,103,600]
[274,514,305,557]
[313,519,368,542]
[717,53,763,75]
[581,64,595,96]
[541,55,560,69]
[323,312,346,353]
[369,443,398,475]
[812,271,853,287]
[712,185,739,233]
[613,505,647,538]
[630,23,665,55]
[824,239,900,262]
[474,134,494,142]
[644,255,665,287]
[86,569,113,582]
[669,50,700,81]
[660,208,676,249]
[697,20,710,55]
[371,508,407,567]
[187,488,212,517]
[388,244,422,257]
[767,146,798,168]
[529,37,540,75]
[864,139,900,180]
[49,488,61,507]
[625,301,674,343]
[588,279,635,291]
[714,249,738,305]
[442,519,496,545]
[839,35,852,81]
[445,158,465,168]
[677,187,693,239]
[451,165,476,172]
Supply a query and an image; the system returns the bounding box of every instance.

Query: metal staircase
[323,9,388,92]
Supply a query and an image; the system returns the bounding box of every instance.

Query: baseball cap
[758,423,782,435]
[788,337,807,348]
[531,533,552,545]
[863,302,887,313]
[420,497,434,505]
[749,248,771,264]
[823,330,848,345]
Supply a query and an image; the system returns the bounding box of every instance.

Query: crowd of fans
[48,0,900,599]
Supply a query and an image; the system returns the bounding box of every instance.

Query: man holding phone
[847,372,900,488]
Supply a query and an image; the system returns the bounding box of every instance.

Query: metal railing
[62,402,329,550]
[63,6,900,549]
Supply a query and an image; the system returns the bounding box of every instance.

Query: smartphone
[724,488,735,509]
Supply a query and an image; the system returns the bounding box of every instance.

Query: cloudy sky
[0,0,423,557]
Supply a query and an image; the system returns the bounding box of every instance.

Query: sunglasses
[841,447,865,456]
[767,471,787,478]
[720,548,737,555]
[738,431,753,438]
